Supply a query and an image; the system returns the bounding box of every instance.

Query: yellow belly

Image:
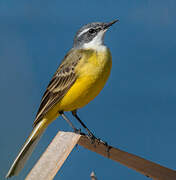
[45,48,112,121]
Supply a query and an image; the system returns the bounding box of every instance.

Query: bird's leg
[59,111,82,134]
[72,110,96,143]
[71,111,111,154]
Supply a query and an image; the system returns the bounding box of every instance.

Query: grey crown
[73,22,106,48]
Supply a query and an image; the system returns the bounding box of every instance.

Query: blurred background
[0,0,176,179]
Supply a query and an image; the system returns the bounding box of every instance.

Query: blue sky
[0,0,176,179]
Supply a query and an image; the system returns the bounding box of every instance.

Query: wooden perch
[25,132,81,180]
[26,131,176,180]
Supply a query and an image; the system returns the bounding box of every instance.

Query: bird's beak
[103,19,119,30]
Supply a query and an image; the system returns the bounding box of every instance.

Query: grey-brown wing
[33,49,82,127]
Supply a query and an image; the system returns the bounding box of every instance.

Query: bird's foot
[74,128,85,136]
[86,132,97,144]
[74,128,81,134]
[96,138,112,158]
[85,133,111,156]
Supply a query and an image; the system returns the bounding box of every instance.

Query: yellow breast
[57,48,112,111]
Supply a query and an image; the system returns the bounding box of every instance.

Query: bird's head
[73,19,118,50]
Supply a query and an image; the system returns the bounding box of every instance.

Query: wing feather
[33,49,82,126]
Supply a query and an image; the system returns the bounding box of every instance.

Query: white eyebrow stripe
[77,28,91,37]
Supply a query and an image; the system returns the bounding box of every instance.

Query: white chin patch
[83,30,107,51]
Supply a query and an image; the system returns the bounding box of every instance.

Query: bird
[6,19,118,178]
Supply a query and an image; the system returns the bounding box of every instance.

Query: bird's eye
[88,28,96,34]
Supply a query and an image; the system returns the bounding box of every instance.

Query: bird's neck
[82,43,107,52]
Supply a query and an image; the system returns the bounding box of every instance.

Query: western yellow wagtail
[6,19,118,178]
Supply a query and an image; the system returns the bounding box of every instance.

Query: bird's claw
[86,132,97,144]
[74,128,81,134]
[94,138,111,158]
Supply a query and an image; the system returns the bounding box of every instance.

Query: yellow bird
[6,19,118,178]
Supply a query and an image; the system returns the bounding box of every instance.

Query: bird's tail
[6,118,48,178]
